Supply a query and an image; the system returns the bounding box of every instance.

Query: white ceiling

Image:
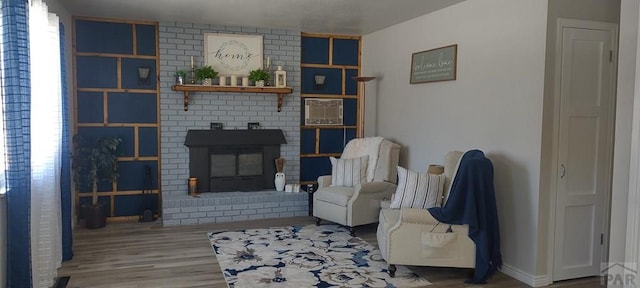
[58,0,466,35]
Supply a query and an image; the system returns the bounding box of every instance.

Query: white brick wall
[159,22,301,197]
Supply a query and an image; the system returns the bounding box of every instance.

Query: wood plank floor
[58,216,603,287]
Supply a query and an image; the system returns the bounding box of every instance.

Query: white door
[553,19,617,281]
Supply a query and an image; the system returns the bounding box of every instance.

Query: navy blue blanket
[428,150,502,284]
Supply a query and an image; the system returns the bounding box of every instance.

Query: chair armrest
[317,175,332,188]
[399,208,441,225]
[347,181,396,226]
[355,181,397,194]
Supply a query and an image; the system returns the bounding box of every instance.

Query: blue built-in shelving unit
[300,33,361,184]
[74,18,160,221]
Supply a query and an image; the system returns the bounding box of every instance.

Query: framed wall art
[204,33,263,76]
[410,44,457,84]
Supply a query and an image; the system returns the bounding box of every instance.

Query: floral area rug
[208,224,431,288]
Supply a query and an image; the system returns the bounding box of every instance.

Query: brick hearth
[162,191,308,226]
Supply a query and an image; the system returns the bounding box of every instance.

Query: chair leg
[388,264,397,277]
[315,217,321,226]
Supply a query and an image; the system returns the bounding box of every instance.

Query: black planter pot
[81,202,107,229]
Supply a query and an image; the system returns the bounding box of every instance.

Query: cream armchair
[376,151,475,277]
[313,137,400,235]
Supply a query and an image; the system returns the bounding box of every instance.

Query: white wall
[363,0,548,279]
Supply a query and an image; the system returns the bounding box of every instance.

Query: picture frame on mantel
[204,33,263,76]
[410,44,457,84]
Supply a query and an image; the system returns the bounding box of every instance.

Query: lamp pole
[353,76,376,138]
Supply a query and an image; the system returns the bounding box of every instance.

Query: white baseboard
[501,263,550,287]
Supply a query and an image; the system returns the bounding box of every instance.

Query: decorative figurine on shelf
[190,56,196,84]
[265,57,272,86]
[274,157,286,191]
[174,70,187,85]
[249,68,270,87]
[275,66,287,88]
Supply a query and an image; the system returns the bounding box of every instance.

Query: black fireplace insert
[184,129,286,192]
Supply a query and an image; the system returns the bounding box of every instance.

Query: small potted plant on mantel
[72,135,121,229]
[196,65,218,86]
[174,70,187,85]
[249,68,270,87]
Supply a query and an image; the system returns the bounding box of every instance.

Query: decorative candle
[230,75,237,86]
[190,56,194,68]
[242,77,249,87]
[266,57,270,69]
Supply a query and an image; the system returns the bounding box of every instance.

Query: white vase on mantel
[274,172,285,191]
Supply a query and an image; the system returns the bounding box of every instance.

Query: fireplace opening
[184,129,286,193]
[209,146,264,192]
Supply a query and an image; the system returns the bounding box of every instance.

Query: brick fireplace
[159,22,305,226]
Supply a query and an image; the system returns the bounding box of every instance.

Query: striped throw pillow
[330,156,369,187]
[390,166,445,209]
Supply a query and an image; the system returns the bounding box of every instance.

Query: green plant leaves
[72,135,122,197]
[195,65,218,80]
[248,69,270,81]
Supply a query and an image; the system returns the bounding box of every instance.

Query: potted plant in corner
[249,68,270,87]
[196,65,218,85]
[72,135,122,229]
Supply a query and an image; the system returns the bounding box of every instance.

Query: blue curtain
[1,0,32,287]
[59,22,73,262]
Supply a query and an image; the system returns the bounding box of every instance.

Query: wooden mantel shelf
[171,84,293,112]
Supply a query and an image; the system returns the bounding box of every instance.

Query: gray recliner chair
[313,137,400,235]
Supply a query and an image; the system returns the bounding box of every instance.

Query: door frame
[625,24,640,282]
[547,18,619,284]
